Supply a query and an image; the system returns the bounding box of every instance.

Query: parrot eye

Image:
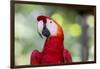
[50,21,52,23]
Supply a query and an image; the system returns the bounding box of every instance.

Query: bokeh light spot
[87,15,94,28]
[69,24,81,37]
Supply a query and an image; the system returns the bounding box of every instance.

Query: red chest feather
[41,36,64,64]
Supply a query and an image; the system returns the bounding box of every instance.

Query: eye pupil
[50,21,52,23]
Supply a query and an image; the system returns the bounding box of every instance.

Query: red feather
[63,49,72,63]
[41,36,64,64]
[30,50,41,64]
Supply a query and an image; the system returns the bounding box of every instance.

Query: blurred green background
[15,4,94,65]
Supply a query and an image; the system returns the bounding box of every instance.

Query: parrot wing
[63,49,72,63]
[30,50,41,65]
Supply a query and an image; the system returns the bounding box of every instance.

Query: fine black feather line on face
[38,32,43,38]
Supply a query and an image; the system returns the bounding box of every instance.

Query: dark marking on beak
[38,32,43,38]
[42,24,50,37]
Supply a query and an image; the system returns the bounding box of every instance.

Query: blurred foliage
[15,4,94,65]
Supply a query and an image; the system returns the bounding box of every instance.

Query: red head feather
[37,15,48,24]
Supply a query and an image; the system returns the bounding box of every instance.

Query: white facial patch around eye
[46,19,57,36]
[38,20,43,34]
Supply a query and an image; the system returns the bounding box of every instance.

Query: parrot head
[37,15,63,39]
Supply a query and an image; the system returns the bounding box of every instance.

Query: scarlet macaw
[31,15,72,65]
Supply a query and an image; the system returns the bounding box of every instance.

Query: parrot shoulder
[63,49,72,63]
[30,50,41,64]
